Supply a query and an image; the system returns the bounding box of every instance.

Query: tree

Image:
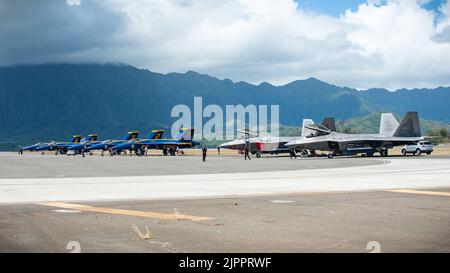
[439,128,449,138]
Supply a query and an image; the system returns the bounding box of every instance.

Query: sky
[0,0,450,90]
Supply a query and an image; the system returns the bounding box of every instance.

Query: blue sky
[296,0,447,17]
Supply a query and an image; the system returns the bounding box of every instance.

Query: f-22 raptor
[218,118,336,158]
[285,112,423,158]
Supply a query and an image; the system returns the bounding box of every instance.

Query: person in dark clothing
[289,149,297,159]
[202,145,208,162]
[217,147,221,155]
[244,145,251,160]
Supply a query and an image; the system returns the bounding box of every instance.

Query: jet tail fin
[148,130,164,140]
[393,112,421,137]
[301,119,315,137]
[71,135,82,143]
[379,113,399,136]
[88,134,98,142]
[176,128,194,141]
[123,131,139,140]
[321,117,336,132]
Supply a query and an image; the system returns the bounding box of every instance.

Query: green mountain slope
[0,63,449,150]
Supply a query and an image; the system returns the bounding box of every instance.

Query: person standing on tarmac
[202,145,208,162]
[289,149,297,159]
[244,144,251,160]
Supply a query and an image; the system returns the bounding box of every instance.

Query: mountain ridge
[0,63,449,147]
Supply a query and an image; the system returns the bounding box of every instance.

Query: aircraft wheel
[402,149,407,156]
[327,153,334,159]
[416,149,421,156]
[380,149,389,157]
[256,152,261,158]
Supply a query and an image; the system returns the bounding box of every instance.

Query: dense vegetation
[0,63,449,150]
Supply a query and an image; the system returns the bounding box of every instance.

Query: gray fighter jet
[285,112,423,158]
[219,118,336,158]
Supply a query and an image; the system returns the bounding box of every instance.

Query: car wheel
[256,152,261,158]
[416,149,421,156]
[327,153,334,159]
[402,149,407,156]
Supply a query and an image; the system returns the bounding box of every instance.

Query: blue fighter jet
[67,134,100,156]
[22,143,45,152]
[34,135,83,155]
[111,129,165,156]
[84,131,140,156]
[113,128,199,156]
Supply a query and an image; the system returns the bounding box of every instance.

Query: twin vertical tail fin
[379,113,399,136]
[71,135,82,143]
[124,131,139,141]
[148,130,164,140]
[88,134,98,142]
[393,112,421,137]
[301,119,315,137]
[176,128,195,141]
[321,117,336,132]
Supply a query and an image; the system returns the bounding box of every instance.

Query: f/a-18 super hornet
[110,129,165,156]
[87,131,140,156]
[34,135,83,155]
[112,128,199,156]
[21,142,45,152]
[66,134,101,156]
[285,112,423,158]
[218,118,336,158]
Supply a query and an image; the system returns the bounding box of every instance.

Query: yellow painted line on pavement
[37,202,213,221]
[387,189,450,197]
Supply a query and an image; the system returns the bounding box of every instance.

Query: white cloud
[66,0,81,6]
[1,0,450,90]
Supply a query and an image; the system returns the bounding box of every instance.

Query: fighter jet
[112,128,200,156]
[87,131,140,156]
[110,130,165,156]
[21,142,45,152]
[34,135,83,155]
[66,134,101,155]
[218,118,336,158]
[285,112,423,158]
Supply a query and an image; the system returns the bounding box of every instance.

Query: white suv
[401,141,433,156]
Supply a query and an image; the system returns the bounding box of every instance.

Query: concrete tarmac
[0,152,382,178]
[0,190,449,253]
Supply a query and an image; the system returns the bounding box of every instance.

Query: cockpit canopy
[305,124,332,137]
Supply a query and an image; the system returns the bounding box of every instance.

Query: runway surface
[0,153,449,204]
[0,152,381,178]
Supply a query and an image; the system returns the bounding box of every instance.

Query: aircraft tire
[256,152,261,158]
[402,149,407,156]
[327,153,334,159]
[416,149,421,156]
